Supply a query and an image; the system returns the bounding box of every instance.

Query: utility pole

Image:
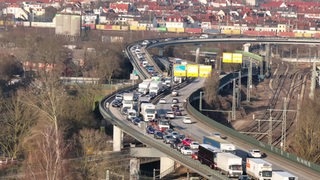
[309,62,317,100]
[199,91,203,111]
[265,43,270,77]
[281,98,288,150]
[247,59,252,102]
[232,79,236,120]
[237,71,241,108]
[268,109,272,145]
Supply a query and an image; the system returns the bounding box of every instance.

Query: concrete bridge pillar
[195,47,200,63]
[159,47,164,57]
[243,43,251,52]
[160,157,175,178]
[130,158,140,180]
[113,125,123,151]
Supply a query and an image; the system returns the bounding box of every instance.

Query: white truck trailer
[246,158,272,180]
[122,93,134,109]
[140,103,156,121]
[138,79,152,95]
[149,81,164,95]
[216,152,243,178]
[203,136,236,154]
[272,170,298,180]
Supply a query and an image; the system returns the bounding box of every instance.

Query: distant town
[1,0,320,38]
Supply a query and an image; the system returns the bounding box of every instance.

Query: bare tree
[22,73,71,179]
[0,90,37,159]
[203,71,220,107]
[294,91,320,163]
[23,121,70,180]
[72,128,112,179]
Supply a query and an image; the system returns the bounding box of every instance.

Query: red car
[191,151,198,160]
[182,138,193,146]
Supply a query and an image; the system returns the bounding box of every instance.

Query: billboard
[173,64,187,76]
[199,65,212,77]
[232,53,243,63]
[222,52,243,63]
[187,64,199,77]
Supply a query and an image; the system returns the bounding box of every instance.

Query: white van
[142,61,148,67]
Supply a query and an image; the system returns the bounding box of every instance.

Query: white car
[183,117,192,124]
[115,94,123,101]
[180,146,193,155]
[165,111,175,119]
[189,141,200,149]
[248,149,262,158]
[159,98,166,104]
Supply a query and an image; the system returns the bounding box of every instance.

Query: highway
[156,78,320,179]
[99,37,320,179]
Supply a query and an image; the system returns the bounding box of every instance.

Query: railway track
[241,61,309,148]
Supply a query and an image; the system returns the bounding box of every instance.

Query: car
[165,111,175,119]
[248,149,262,158]
[146,126,155,134]
[171,104,180,111]
[172,98,179,104]
[159,98,166,104]
[182,138,193,146]
[183,117,192,124]
[171,131,180,139]
[180,146,193,155]
[115,94,123,101]
[191,151,198,160]
[164,128,174,135]
[163,135,174,144]
[111,100,122,107]
[189,141,200,149]
[154,131,164,139]
[212,132,228,140]
[177,134,186,141]
[173,109,182,116]
[169,138,182,149]
[132,117,141,125]
[171,90,179,97]
[238,175,251,180]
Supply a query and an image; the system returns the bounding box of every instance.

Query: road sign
[173,64,187,76]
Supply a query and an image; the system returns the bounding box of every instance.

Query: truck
[127,109,137,121]
[140,103,157,121]
[197,144,221,169]
[272,170,298,180]
[122,93,134,110]
[149,119,170,132]
[203,136,236,154]
[138,79,152,95]
[149,81,165,95]
[246,158,272,180]
[216,152,243,178]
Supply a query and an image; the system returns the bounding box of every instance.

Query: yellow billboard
[223,53,233,63]
[232,53,243,63]
[173,64,187,77]
[222,52,243,63]
[187,64,199,77]
[199,65,212,77]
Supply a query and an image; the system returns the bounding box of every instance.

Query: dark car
[112,100,122,107]
[154,131,164,139]
[173,109,182,116]
[170,138,182,149]
[164,128,174,135]
[132,117,141,125]
[146,126,155,134]
[171,104,179,111]
[163,135,174,144]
